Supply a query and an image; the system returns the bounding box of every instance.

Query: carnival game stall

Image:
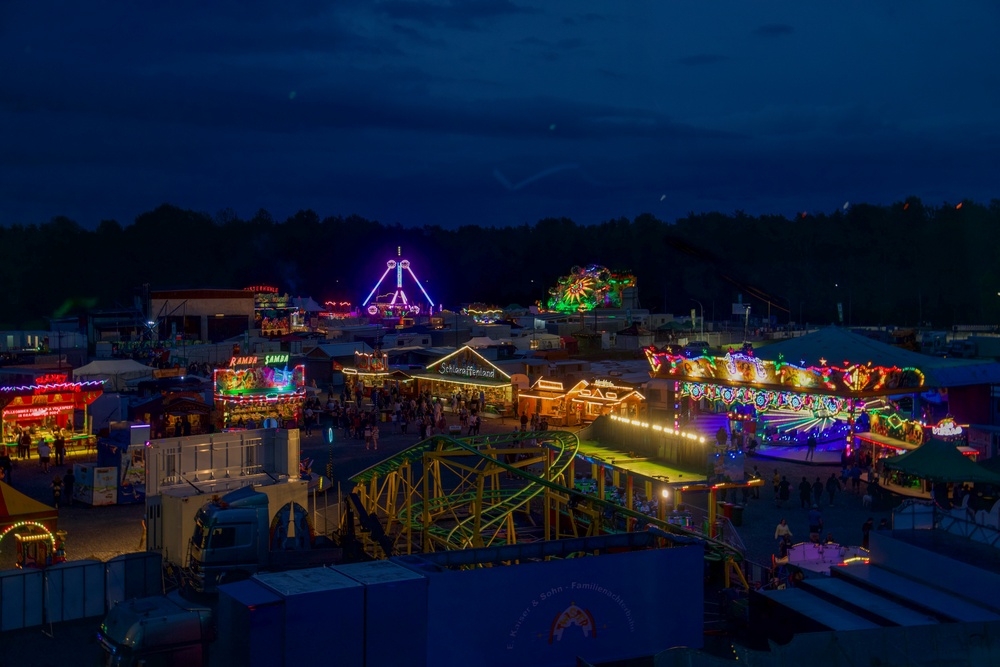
[342,350,414,401]
[412,346,513,414]
[570,378,645,424]
[0,375,103,455]
[0,481,61,570]
[517,378,575,426]
[213,353,306,429]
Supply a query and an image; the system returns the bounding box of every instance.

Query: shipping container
[337,560,429,667]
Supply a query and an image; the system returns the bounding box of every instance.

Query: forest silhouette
[2,198,998,330]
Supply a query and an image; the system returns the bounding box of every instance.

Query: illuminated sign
[932,418,963,438]
[645,346,925,395]
[427,346,509,383]
[724,352,767,381]
[229,356,259,368]
[35,374,69,385]
[244,285,279,294]
[355,351,389,373]
[438,363,497,380]
[265,353,290,366]
[214,364,306,398]
[3,405,74,419]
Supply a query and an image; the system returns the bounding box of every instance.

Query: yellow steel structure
[349,430,746,587]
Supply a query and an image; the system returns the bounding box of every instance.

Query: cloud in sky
[1,1,998,229]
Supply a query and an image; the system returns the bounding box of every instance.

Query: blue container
[337,560,429,667]
[255,567,365,667]
[216,579,284,667]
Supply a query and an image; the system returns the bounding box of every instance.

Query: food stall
[213,353,306,429]
[517,378,646,426]
[411,346,513,414]
[0,374,103,455]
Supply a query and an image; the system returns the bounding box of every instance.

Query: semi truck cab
[98,591,214,667]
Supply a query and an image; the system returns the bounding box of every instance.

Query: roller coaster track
[350,430,740,563]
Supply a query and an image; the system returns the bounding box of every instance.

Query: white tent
[292,296,323,312]
[467,336,500,348]
[73,359,156,391]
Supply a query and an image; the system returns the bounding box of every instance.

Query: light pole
[690,299,704,340]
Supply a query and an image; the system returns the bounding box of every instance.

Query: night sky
[3,2,998,230]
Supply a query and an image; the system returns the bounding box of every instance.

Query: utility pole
[690,299,704,340]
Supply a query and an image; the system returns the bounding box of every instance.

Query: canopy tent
[466,336,501,348]
[882,438,1000,484]
[73,359,156,392]
[0,481,58,534]
[978,456,1000,476]
[292,296,323,312]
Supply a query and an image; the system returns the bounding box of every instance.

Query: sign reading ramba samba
[427,346,510,383]
[215,362,305,398]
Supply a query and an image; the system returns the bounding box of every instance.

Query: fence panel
[44,559,106,622]
[106,552,163,609]
[0,568,44,631]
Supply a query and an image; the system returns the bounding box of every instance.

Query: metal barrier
[0,552,162,631]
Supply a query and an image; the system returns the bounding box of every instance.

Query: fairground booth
[0,374,103,454]
[641,327,1000,466]
[342,350,415,400]
[213,353,305,429]
[411,346,513,413]
[517,378,646,427]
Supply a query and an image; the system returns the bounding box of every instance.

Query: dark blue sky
[2,2,998,230]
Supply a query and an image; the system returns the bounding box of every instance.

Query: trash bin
[731,504,744,527]
[722,502,734,520]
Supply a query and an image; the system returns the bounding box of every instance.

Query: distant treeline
[2,198,998,329]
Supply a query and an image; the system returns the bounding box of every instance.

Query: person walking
[862,517,874,549]
[364,423,373,450]
[808,505,823,542]
[777,475,790,508]
[772,469,781,500]
[751,465,762,499]
[51,475,63,508]
[798,476,812,509]
[774,518,793,542]
[53,432,66,467]
[0,450,12,484]
[17,431,30,460]
[826,473,842,506]
[63,468,76,506]
[371,424,380,451]
[812,477,824,507]
[38,440,52,474]
[805,433,817,462]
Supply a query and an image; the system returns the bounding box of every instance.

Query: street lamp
[689,299,704,340]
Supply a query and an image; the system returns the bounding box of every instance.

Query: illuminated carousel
[644,327,1000,461]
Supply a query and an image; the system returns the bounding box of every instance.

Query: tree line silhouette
[2,197,998,330]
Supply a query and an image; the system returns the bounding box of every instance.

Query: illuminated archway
[0,520,55,547]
